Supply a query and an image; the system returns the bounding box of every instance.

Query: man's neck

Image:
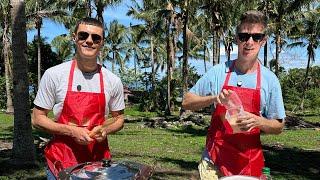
[75,55,98,73]
[235,59,258,74]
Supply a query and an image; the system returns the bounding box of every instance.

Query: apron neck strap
[98,65,104,93]
[68,60,104,93]
[68,60,76,92]
[224,60,261,90]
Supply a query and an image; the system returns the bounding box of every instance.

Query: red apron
[206,61,264,177]
[44,60,111,177]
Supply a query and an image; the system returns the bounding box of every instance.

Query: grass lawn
[0,109,319,179]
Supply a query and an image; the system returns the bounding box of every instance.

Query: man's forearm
[182,92,216,111]
[259,117,285,134]
[103,113,124,135]
[32,110,74,137]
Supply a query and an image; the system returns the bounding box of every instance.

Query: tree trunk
[150,37,157,108]
[96,1,104,24]
[95,0,105,66]
[203,45,207,73]
[217,37,220,64]
[264,41,268,67]
[3,10,14,114]
[112,52,115,73]
[87,0,92,17]
[226,40,231,62]
[134,51,138,89]
[166,19,172,115]
[275,32,280,76]
[212,32,216,66]
[264,0,269,67]
[10,0,36,166]
[36,18,42,88]
[150,37,155,91]
[182,9,188,95]
[299,45,313,110]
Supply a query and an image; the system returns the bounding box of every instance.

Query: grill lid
[58,159,153,180]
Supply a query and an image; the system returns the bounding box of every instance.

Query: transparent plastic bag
[223,91,245,133]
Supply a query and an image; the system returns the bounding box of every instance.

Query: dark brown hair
[74,17,105,38]
[236,10,267,33]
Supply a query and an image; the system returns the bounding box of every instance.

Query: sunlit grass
[124,104,158,118]
[0,113,13,140]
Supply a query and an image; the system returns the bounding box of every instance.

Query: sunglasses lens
[78,32,89,41]
[238,33,265,42]
[252,34,265,41]
[77,32,102,44]
[238,33,250,42]
[92,34,102,44]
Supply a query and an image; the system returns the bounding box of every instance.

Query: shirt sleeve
[190,72,214,96]
[266,77,286,120]
[189,63,226,97]
[108,78,125,112]
[33,70,56,110]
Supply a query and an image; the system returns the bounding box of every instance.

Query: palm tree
[51,34,73,61]
[94,0,122,24]
[0,0,14,113]
[67,0,92,17]
[180,0,201,95]
[26,0,68,88]
[66,0,122,24]
[126,25,147,85]
[137,1,181,114]
[189,14,211,73]
[163,2,176,115]
[127,0,166,109]
[287,7,320,109]
[199,0,227,65]
[267,0,315,76]
[10,0,35,166]
[257,0,273,67]
[104,20,129,73]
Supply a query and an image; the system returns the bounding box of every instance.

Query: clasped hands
[70,119,115,145]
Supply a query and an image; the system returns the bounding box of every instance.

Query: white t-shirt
[34,60,125,120]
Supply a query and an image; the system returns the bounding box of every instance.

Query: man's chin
[239,54,258,62]
[78,54,98,60]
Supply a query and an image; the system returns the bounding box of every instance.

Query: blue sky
[27,0,320,75]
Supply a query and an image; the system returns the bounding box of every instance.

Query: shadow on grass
[112,151,198,171]
[0,149,46,180]
[0,127,53,141]
[263,145,320,179]
[0,126,14,140]
[166,125,208,136]
[156,157,199,170]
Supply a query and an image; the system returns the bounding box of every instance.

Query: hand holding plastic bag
[222,91,245,133]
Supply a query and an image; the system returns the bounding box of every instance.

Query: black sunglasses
[237,33,265,42]
[77,31,102,44]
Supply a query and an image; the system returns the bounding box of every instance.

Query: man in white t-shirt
[32,18,125,179]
